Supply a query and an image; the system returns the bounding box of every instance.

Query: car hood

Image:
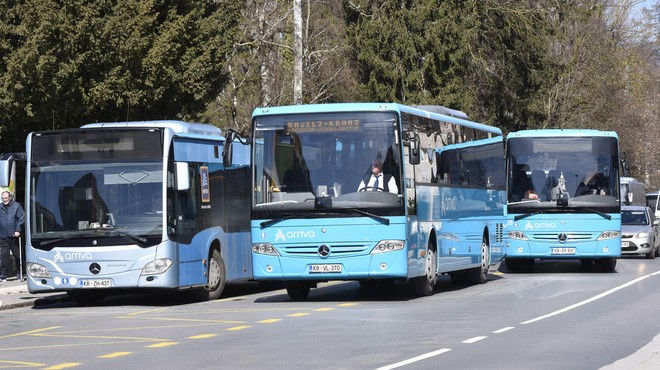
[621,225,652,234]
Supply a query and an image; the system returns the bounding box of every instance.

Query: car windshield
[252,111,404,218]
[622,210,649,225]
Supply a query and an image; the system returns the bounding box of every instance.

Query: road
[2,257,660,369]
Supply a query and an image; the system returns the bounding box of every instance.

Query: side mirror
[0,156,14,187]
[408,138,420,165]
[175,162,190,191]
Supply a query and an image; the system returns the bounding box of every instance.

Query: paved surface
[0,275,67,310]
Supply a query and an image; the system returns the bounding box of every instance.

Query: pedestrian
[0,190,25,281]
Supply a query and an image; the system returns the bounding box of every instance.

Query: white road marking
[374,348,452,370]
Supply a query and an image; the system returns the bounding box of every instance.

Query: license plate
[80,279,112,288]
[621,241,630,248]
[551,247,576,255]
[308,264,342,273]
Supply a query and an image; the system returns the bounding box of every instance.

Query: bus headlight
[370,240,404,254]
[597,231,620,240]
[141,258,173,275]
[27,263,51,278]
[253,243,280,256]
[508,231,528,240]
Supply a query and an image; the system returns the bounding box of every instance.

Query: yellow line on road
[258,319,282,324]
[336,303,358,307]
[115,316,246,324]
[286,313,310,317]
[44,363,82,369]
[314,308,335,312]
[98,352,133,359]
[145,342,178,348]
[0,360,47,366]
[33,333,169,342]
[188,334,218,339]
[0,326,61,339]
[226,326,251,331]
[124,307,169,316]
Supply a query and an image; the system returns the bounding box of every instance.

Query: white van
[620,176,646,206]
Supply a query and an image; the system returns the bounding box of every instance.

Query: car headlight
[636,232,650,238]
[27,263,51,278]
[141,258,173,275]
[597,230,620,240]
[508,231,528,240]
[252,243,280,256]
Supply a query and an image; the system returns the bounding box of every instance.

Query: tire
[66,290,106,305]
[193,249,226,301]
[467,240,490,284]
[655,246,660,258]
[646,249,656,259]
[286,281,311,300]
[598,257,617,272]
[410,245,437,296]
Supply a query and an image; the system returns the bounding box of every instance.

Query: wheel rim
[208,256,221,290]
[426,248,437,282]
[481,242,490,273]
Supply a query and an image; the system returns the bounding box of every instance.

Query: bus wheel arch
[410,233,437,297]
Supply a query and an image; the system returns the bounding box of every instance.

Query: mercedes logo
[558,233,568,244]
[89,263,101,275]
[318,245,331,257]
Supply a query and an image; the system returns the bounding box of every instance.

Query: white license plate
[621,241,630,248]
[551,247,576,255]
[308,264,342,273]
[80,279,112,288]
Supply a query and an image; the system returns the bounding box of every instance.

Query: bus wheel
[194,249,226,301]
[66,290,105,306]
[410,245,437,297]
[286,281,311,300]
[467,241,490,284]
[598,257,617,272]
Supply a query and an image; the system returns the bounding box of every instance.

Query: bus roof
[507,129,619,140]
[252,103,502,136]
[81,120,223,137]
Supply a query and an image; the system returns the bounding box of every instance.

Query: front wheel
[598,257,617,272]
[193,249,226,301]
[467,241,490,284]
[286,281,311,300]
[410,246,437,296]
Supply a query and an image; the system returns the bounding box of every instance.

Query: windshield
[30,161,163,248]
[622,210,649,225]
[507,136,620,213]
[253,111,404,218]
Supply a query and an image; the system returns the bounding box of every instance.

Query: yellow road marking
[98,352,133,359]
[0,360,46,366]
[115,316,246,324]
[286,313,310,317]
[314,308,335,312]
[0,326,61,339]
[188,334,218,339]
[145,342,178,348]
[226,326,251,331]
[258,319,282,324]
[124,307,169,316]
[44,363,82,369]
[32,333,169,342]
[337,303,358,307]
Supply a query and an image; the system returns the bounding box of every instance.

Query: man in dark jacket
[0,191,25,281]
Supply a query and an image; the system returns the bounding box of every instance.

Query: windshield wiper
[513,211,545,222]
[569,207,612,220]
[38,236,82,247]
[260,214,295,228]
[95,226,149,246]
[331,208,390,225]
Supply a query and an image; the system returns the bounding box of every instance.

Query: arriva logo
[524,221,557,230]
[274,228,316,242]
[53,251,93,262]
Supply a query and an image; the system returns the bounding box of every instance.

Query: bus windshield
[507,136,619,213]
[253,111,404,218]
[30,131,164,249]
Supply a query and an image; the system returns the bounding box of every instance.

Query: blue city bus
[250,103,507,299]
[20,121,251,303]
[504,129,621,272]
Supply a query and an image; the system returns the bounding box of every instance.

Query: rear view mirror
[175,162,190,191]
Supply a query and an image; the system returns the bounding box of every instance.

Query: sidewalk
[0,276,68,310]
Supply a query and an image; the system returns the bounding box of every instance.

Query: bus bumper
[506,238,621,259]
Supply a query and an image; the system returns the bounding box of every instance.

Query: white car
[621,206,660,259]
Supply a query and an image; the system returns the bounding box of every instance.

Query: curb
[0,294,69,311]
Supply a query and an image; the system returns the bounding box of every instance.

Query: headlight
[508,231,528,240]
[252,243,280,256]
[370,240,405,254]
[27,263,51,278]
[597,230,620,240]
[141,258,173,275]
[636,232,650,238]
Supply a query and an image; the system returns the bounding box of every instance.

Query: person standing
[0,191,25,281]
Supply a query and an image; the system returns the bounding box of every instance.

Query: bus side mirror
[175,162,190,191]
[0,156,14,187]
[408,139,420,165]
[222,142,233,167]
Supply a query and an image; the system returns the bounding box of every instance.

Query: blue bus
[505,129,621,271]
[250,103,507,299]
[21,121,251,303]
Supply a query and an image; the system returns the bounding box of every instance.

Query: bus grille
[281,244,370,257]
[495,223,504,243]
[528,232,595,242]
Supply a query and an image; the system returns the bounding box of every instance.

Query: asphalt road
[2,257,660,370]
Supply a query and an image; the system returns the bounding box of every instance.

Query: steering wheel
[359,186,385,192]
